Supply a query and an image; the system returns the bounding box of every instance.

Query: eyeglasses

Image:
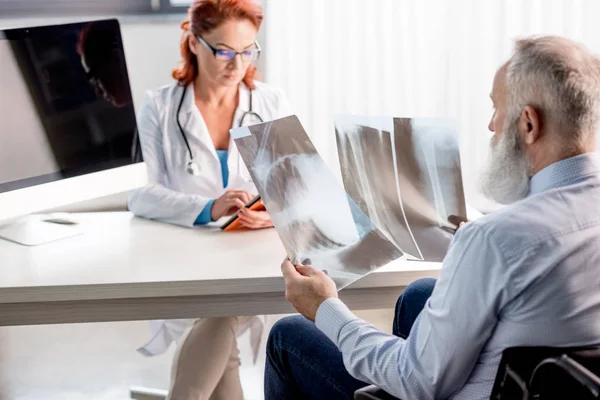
[196,35,261,62]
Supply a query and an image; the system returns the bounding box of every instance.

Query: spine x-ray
[335,115,466,262]
[231,115,466,289]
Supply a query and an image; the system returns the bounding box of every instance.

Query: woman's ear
[188,33,198,56]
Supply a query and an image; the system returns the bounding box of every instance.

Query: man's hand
[455,220,472,235]
[448,215,470,235]
[281,259,338,321]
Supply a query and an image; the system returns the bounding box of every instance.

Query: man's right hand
[211,190,253,220]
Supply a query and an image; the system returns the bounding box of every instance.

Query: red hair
[172,0,263,89]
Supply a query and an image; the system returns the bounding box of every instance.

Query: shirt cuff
[315,297,360,345]
[194,200,215,225]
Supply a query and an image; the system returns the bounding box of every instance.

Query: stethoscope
[176,85,264,176]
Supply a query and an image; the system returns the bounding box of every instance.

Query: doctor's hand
[236,200,273,229]
[281,259,338,322]
[211,190,253,220]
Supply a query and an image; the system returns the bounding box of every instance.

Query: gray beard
[479,122,531,205]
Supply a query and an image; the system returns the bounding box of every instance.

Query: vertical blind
[264,0,600,209]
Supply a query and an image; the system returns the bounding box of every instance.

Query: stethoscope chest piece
[186,160,201,176]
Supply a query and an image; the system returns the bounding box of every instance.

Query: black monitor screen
[0,19,139,194]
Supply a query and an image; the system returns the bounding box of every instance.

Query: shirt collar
[529,152,600,195]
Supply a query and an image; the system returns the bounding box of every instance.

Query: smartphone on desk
[220,195,264,231]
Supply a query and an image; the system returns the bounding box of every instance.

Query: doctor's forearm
[128,184,210,227]
[194,200,216,225]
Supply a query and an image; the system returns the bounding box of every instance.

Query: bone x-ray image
[231,115,403,289]
[335,115,467,262]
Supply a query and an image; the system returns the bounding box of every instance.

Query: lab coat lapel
[177,84,219,163]
[228,83,251,187]
[176,82,254,187]
[234,82,251,128]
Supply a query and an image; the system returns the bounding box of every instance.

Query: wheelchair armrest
[354,385,400,400]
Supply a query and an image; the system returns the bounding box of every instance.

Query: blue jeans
[264,277,436,400]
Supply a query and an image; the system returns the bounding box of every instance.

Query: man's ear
[519,105,541,145]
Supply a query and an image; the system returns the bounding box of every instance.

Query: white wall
[119,16,184,111]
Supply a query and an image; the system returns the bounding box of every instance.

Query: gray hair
[506,36,600,149]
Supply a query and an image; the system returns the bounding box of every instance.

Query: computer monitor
[0,19,146,245]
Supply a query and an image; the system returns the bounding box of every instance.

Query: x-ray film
[231,115,403,289]
[335,115,467,261]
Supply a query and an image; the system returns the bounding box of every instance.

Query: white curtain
[263,0,600,211]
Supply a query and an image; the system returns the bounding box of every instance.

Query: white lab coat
[129,80,292,362]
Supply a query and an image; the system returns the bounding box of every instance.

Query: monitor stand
[0,214,83,246]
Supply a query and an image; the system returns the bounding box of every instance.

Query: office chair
[354,346,600,400]
[491,346,600,399]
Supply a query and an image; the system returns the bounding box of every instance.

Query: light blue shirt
[316,152,600,400]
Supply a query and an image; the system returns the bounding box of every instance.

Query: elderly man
[264,35,600,400]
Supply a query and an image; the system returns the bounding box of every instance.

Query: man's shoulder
[472,196,545,231]
[465,185,600,258]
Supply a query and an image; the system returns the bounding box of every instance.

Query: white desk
[0,212,441,326]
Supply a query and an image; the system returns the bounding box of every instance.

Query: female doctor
[128,0,292,399]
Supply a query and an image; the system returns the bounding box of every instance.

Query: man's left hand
[281,259,338,321]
